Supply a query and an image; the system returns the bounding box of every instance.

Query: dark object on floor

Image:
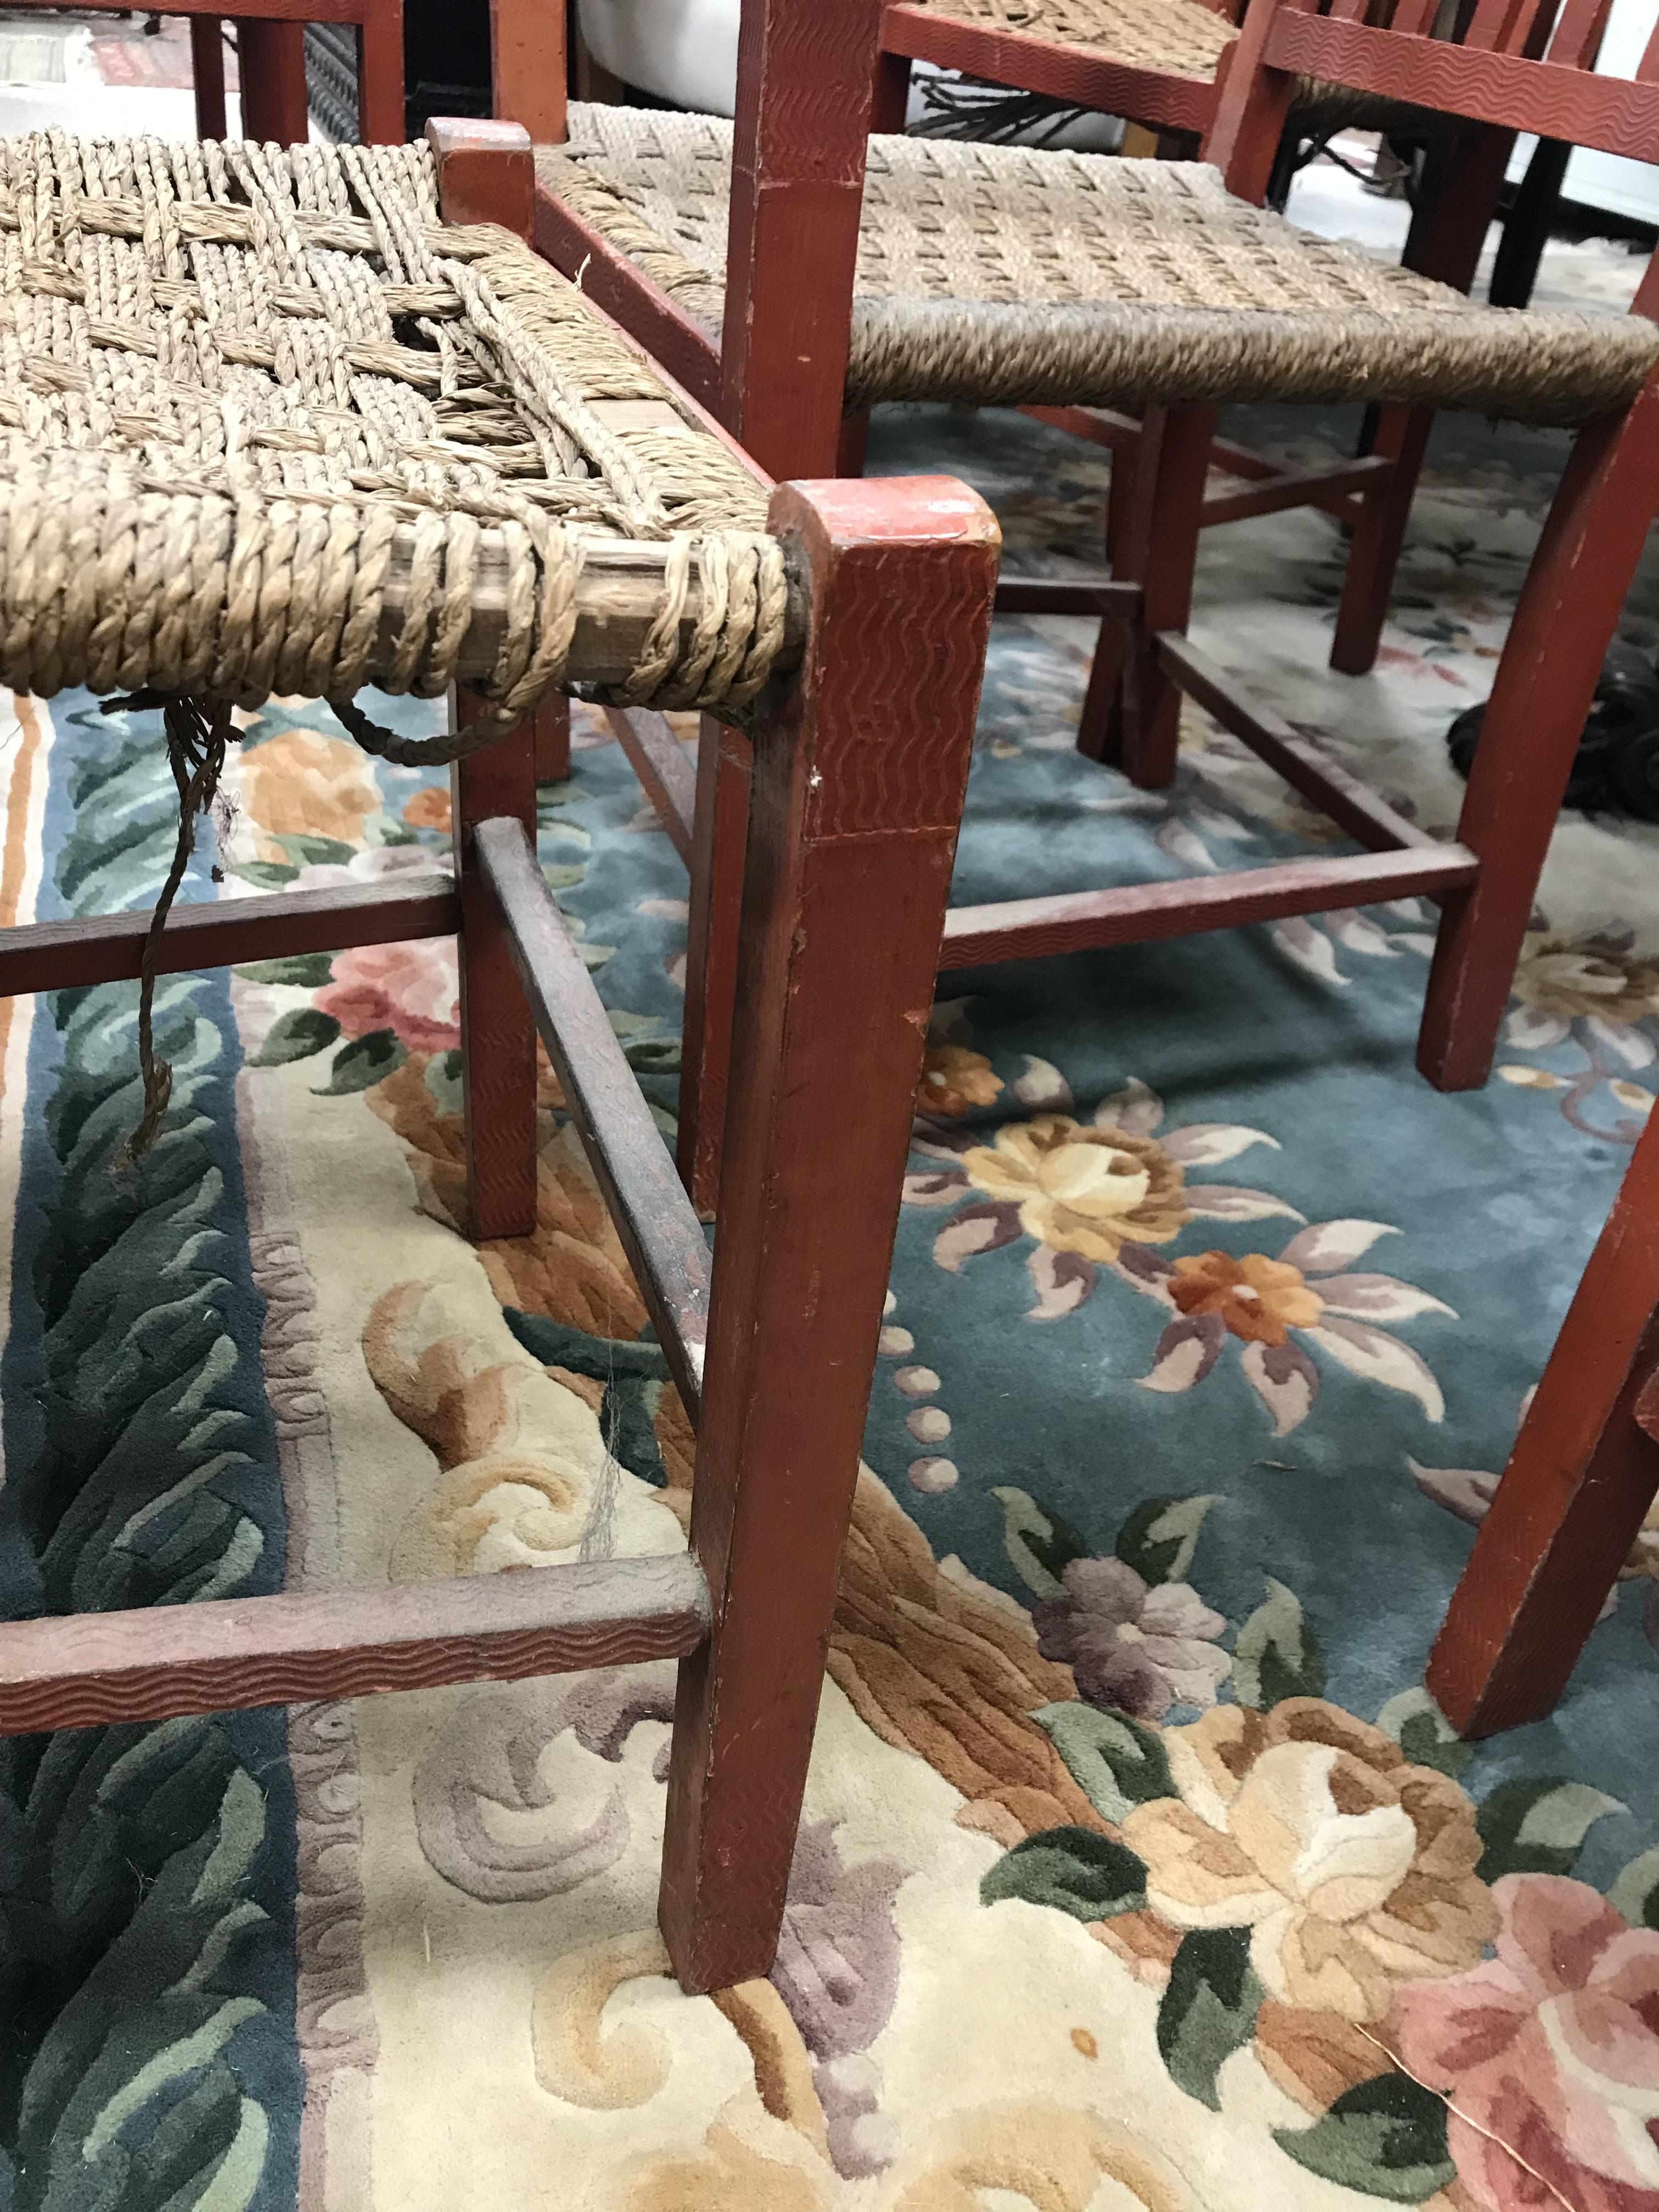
[1448,641,1659,820]
[306,0,490,140]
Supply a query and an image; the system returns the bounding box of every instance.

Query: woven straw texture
[541,108,1659,422]
[894,0,1453,133]
[0,130,786,717]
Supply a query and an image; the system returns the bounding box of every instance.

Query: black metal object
[304,0,490,142]
[1448,641,1659,822]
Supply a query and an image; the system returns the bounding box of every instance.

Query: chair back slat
[1257,7,1659,162]
[1465,0,1519,50]
[1639,15,1659,80]
[1389,0,1442,34]
[1545,0,1613,67]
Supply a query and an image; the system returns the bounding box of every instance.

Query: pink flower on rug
[315,940,459,1053]
[1389,1873,1659,2212]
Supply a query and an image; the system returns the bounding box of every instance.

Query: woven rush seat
[890,0,1453,136]
[0,131,791,721]
[541,107,1659,423]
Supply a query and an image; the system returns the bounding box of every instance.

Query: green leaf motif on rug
[314,1029,407,1094]
[1475,1777,1628,1882]
[1374,1687,1472,1781]
[1032,1702,1174,1826]
[15,1762,273,2212]
[0,702,286,2208]
[274,832,358,868]
[990,1486,1088,1596]
[232,953,336,989]
[1115,1492,1218,1585]
[251,1007,340,1066]
[224,860,299,891]
[1233,1577,1326,1709]
[1609,1844,1659,1929]
[1155,1927,1263,2110]
[1274,2073,1456,2202]
[979,1826,1147,1921]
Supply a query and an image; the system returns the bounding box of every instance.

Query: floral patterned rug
[2,264,1659,2211]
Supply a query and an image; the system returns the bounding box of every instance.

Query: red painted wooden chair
[1429,1108,1659,1737]
[504,0,1659,1213]
[874,0,1574,588]
[2,0,407,145]
[0,119,995,1995]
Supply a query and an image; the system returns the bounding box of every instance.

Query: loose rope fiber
[541,110,1659,423]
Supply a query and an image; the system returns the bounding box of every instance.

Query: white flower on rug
[1494,934,1658,1144]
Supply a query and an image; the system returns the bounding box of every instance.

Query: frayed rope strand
[102,691,233,1165]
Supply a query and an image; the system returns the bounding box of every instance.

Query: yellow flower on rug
[960,1115,1190,1263]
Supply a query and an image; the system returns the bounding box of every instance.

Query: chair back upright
[1209,0,1645,222]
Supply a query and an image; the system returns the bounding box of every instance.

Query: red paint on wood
[453,695,539,1241]
[0,876,456,997]
[427,116,535,241]
[0,1556,710,1736]
[236,16,308,141]
[189,16,228,138]
[1429,1112,1659,1734]
[939,845,1477,968]
[720,0,883,478]
[676,715,749,1220]
[659,476,999,1994]
[881,0,1220,133]
[356,0,404,142]
[490,0,567,140]
[1263,11,1659,160]
[1421,374,1659,1090]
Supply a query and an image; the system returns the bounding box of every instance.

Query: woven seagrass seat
[0,131,792,722]
[539,106,1659,425]
[890,0,1455,133]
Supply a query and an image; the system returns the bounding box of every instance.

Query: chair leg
[453,697,539,1242]
[675,714,749,1221]
[236,17,308,143]
[1074,417,1145,766]
[355,0,405,144]
[836,413,871,478]
[532,696,571,783]
[189,17,227,139]
[871,49,911,133]
[1099,403,1215,789]
[658,476,997,1994]
[1330,404,1434,676]
[1427,1115,1659,1736]
[1418,378,1659,1092]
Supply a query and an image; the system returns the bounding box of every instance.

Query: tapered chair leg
[1427,1113,1659,1736]
[189,18,227,139]
[454,700,539,1240]
[1330,405,1434,675]
[236,18,308,142]
[675,714,750,1221]
[532,696,571,783]
[356,0,405,143]
[1097,403,1215,788]
[1419,376,1659,1092]
[658,477,998,1994]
